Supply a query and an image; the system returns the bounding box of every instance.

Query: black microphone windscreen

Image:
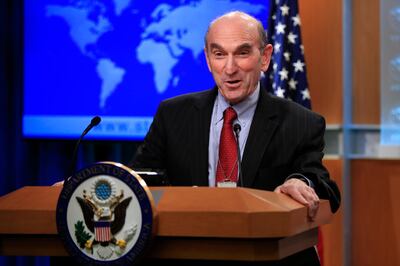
[233,123,241,133]
[91,116,101,126]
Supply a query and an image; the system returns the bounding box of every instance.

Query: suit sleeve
[129,102,167,170]
[292,114,341,213]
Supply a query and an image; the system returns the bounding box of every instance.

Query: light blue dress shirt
[208,83,260,187]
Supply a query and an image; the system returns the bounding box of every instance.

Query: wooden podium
[0,186,332,261]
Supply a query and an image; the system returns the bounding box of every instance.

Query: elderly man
[131,11,340,265]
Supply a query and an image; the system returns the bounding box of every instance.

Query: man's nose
[224,55,238,75]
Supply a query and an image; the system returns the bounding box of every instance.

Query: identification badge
[217,181,237,188]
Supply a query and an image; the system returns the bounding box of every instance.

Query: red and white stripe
[94,221,111,242]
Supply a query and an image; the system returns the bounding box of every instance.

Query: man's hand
[52,180,64,186]
[274,178,319,221]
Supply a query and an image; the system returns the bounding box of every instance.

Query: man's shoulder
[160,89,216,108]
[266,93,324,121]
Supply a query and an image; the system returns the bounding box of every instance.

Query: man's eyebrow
[235,43,252,51]
[209,43,224,50]
[208,43,254,51]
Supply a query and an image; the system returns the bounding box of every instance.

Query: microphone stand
[233,124,244,187]
[67,116,101,182]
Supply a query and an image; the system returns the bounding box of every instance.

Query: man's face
[204,16,272,105]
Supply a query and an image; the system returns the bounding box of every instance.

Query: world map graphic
[43,0,267,113]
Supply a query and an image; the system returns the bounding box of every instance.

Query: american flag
[264,0,311,109]
[264,2,323,263]
[94,221,111,242]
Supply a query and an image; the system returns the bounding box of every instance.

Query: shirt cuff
[285,173,314,188]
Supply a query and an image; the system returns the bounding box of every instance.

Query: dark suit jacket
[131,87,340,213]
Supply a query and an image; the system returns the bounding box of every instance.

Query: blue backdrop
[22,0,269,140]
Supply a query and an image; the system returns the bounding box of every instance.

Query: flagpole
[342,0,353,266]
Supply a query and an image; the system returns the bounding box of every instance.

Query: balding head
[204,11,268,51]
[202,10,273,105]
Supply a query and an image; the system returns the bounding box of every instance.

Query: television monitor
[23,0,270,140]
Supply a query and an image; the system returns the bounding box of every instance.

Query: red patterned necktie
[216,107,238,184]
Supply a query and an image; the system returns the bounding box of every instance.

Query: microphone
[67,116,101,181]
[82,116,101,137]
[233,123,244,187]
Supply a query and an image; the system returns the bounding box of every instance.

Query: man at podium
[131,11,340,265]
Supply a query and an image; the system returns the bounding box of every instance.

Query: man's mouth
[226,80,241,85]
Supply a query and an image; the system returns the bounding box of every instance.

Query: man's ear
[204,47,212,72]
[260,44,273,72]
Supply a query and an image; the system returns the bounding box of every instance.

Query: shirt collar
[215,83,260,126]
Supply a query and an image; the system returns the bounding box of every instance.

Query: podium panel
[0,186,332,261]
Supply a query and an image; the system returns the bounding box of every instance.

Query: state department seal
[56,162,156,266]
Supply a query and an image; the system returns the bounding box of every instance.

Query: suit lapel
[241,89,279,187]
[191,88,217,186]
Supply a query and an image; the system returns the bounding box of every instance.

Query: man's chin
[218,87,246,104]
[224,94,244,105]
